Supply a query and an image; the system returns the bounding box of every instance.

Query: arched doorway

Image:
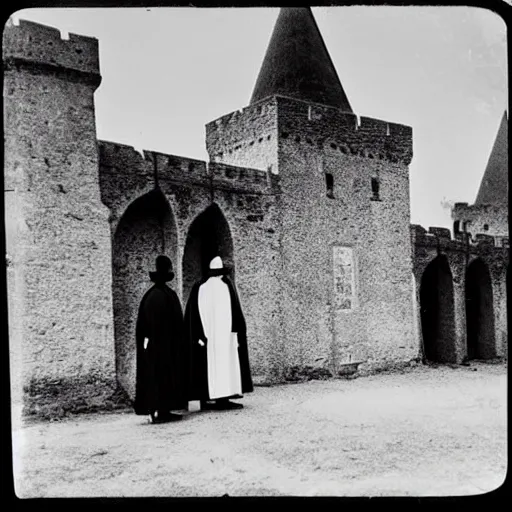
[112,189,178,400]
[419,255,456,363]
[182,203,234,305]
[465,258,496,360]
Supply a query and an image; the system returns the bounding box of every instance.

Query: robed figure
[134,255,188,423]
[185,256,253,410]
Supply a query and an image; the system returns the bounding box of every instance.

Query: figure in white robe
[185,256,253,411]
[198,266,242,400]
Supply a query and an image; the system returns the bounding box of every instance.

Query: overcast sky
[10,7,508,230]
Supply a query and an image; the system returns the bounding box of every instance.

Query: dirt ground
[11,361,507,498]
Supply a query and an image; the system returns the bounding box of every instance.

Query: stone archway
[182,203,234,305]
[112,189,178,400]
[465,258,496,360]
[419,255,457,363]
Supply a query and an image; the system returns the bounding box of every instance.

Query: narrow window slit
[326,173,334,198]
[371,177,380,201]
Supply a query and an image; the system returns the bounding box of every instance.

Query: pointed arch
[112,188,178,399]
[182,203,234,305]
[465,258,496,360]
[419,255,457,363]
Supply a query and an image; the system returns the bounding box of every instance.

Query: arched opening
[465,258,496,360]
[112,189,178,400]
[419,255,456,363]
[182,203,234,305]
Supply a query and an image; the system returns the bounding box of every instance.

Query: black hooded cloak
[184,274,253,401]
[134,282,188,415]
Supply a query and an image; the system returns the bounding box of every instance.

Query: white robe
[198,276,242,400]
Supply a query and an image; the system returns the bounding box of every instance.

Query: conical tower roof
[475,111,508,206]
[250,8,353,112]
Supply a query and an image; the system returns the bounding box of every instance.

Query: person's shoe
[160,411,183,422]
[217,400,243,410]
[150,411,183,423]
[200,401,217,411]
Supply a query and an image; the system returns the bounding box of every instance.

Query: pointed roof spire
[250,8,353,112]
[475,111,508,206]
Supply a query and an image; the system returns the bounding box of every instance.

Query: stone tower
[4,19,117,416]
[452,112,509,242]
[206,8,418,373]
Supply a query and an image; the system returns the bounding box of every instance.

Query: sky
[9,6,508,230]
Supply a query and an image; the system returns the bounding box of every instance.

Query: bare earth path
[12,362,506,498]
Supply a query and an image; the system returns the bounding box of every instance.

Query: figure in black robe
[134,255,188,423]
[184,256,253,411]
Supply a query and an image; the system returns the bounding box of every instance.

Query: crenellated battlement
[206,96,278,165]
[206,95,413,165]
[410,224,509,251]
[3,18,100,84]
[99,140,280,194]
[208,98,277,130]
[145,150,211,188]
[99,140,152,173]
[275,96,413,164]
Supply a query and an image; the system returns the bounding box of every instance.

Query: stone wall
[411,225,508,363]
[206,97,279,174]
[5,18,507,420]
[4,19,118,418]
[275,95,413,165]
[99,141,282,396]
[276,99,418,375]
[451,202,509,241]
[206,94,418,376]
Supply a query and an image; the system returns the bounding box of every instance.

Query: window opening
[326,173,334,198]
[371,177,380,200]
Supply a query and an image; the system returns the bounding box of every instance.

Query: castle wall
[99,141,282,395]
[207,187,283,380]
[411,225,509,363]
[4,20,117,417]
[452,202,508,241]
[5,18,507,419]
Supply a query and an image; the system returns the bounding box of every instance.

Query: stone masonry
[99,141,282,399]
[4,19,117,416]
[411,226,508,363]
[3,10,508,417]
[206,94,417,373]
